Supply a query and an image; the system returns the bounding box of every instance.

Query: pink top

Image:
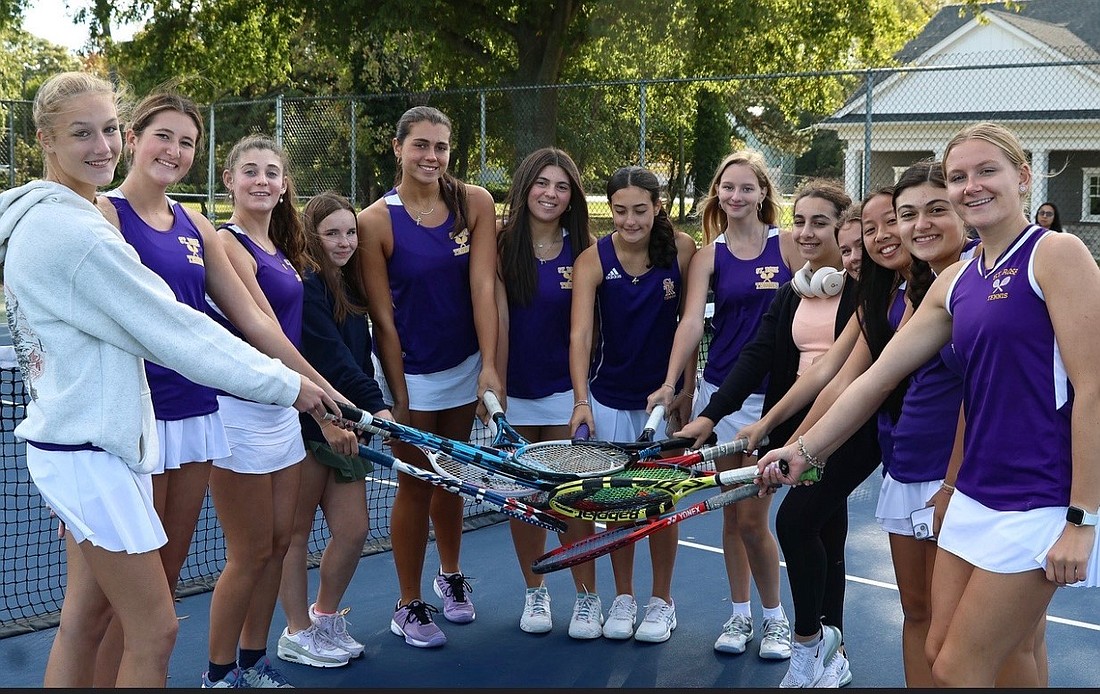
[791,294,842,375]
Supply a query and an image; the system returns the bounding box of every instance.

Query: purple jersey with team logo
[946,226,1072,511]
[381,190,477,375]
[703,227,792,389]
[210,223,303,349]
[590,234,682,410]
[109,194,218,421]
[507,233,574,399]
[877,285,910,471]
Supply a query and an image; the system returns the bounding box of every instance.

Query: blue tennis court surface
[1,469,1098,688]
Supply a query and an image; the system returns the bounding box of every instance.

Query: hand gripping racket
[532,461,806,573]
[355,444,566,533]
[331,404,691,484]
[547,448,821,522]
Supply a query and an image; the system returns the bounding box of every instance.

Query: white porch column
[1030,149,1050,219]
[844,146,863,203]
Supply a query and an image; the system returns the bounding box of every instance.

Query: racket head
[510,439,633,480]
[532,518,662,574]
[548,477,678,522]
[423,449,542,498]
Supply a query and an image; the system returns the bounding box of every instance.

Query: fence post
[350,99,357,205]
[862,69,874,198]
[678,123,685,222]
[8,103,15,189]
[639,81,648,167]
[479,90,487,188]
[275,94,284,148]
[206,104,216,222]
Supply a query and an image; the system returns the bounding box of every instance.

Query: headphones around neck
[791,262,844,299]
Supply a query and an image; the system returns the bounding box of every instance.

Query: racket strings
[554,484,676,512]
[537,524,640,566]
[514,443,631,475]
[429,453,539,497]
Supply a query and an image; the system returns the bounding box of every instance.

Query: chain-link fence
[4,54,1100,252]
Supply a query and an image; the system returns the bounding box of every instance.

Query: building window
[1083,168,1100,222]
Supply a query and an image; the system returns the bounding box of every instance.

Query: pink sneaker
[433,571,476,624]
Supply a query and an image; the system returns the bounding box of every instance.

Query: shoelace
[440,573,473,602]
[402,600,440,626]
[526,590,551,616]
[247,659,290,687]
[574,595,600,621]
[761,618,789,643]
[608,597,635,619]
[724,614,752,635]
[332,608,353,639]
[643,601,672,623]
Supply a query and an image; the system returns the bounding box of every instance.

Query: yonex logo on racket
[605,267,623,281]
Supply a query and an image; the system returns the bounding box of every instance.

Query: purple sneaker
[390,600,447,648]
[433,571,476,624]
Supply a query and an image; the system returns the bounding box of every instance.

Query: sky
[21,0,144,51]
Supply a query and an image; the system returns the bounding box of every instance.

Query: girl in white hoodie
[0,72,333,688]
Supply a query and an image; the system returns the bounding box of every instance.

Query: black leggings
[775,428,881,638]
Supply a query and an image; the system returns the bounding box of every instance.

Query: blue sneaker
[201,667,245,688]
[240,655,293,688]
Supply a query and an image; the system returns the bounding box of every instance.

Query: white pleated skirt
[212,397,305,475]
[155,411,230,473]
[27,445,167,554]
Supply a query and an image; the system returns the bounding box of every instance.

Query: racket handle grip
[642,405,665,438]
[336,402,369,425]
[778,459,823,483]
[573,423,591,441]
[482,389,504,420]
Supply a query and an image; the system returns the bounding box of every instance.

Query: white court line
[678,538,1100,633]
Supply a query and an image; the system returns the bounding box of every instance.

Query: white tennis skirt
[590,395,668,443]
[213,397,306,475]
[938,490,1100,587]
[505,389,574,427]
[693,380,764,449]
[26,446,167,554]
[372,352,481,412]
[875,472,943,536]
[155,412,230,474]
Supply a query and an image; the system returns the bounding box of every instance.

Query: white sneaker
[602,594,637,639]
[759,616,793,660]
[568,592,604,639]
[520,586,553,634]
[277,626,351,668]
[779,624,841,688]
[815,650,852,688]
[309,604,364,658]
[714,613,753,654]
[634,597,677,643]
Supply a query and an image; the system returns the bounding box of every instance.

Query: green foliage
[689,89,730,209]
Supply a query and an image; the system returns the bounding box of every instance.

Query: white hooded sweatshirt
[0,180,301,473]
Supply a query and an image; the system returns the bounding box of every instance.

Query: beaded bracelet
[797,436,825,470]
[573,400,590,410]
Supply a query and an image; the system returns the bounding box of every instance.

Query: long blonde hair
[699,150,782,244]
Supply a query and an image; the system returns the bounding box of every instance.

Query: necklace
[532,236,561,264]
[409,203,435,226]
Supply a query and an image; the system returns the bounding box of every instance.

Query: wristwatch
[1066,506,1099,527]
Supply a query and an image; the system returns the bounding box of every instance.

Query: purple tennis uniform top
[382,190,478,375]
[589,234,682,410]
[703,227,792,390]
[109,193,217,421]
[877,285,910,471]
[946,226,1072,511]
[888,239,979,482]
[210,223,303,349]
[507,232,574,399]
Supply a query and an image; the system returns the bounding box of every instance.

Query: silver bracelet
[797,436,826,470]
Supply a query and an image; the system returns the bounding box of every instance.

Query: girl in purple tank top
[569,166,697,643]
[646,150,798,658]
[759,123,1100,687]
[493,148,600,637]
[203,134,357,688]
[92,95,352,688]
[355,106,501,648]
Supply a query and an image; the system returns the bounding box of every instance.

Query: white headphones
[791,262,844,299]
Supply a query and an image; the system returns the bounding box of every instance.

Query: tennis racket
[547,446,819,522]
[330,404,692,484]
[531,484,763,574]
[355,444,566,533]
